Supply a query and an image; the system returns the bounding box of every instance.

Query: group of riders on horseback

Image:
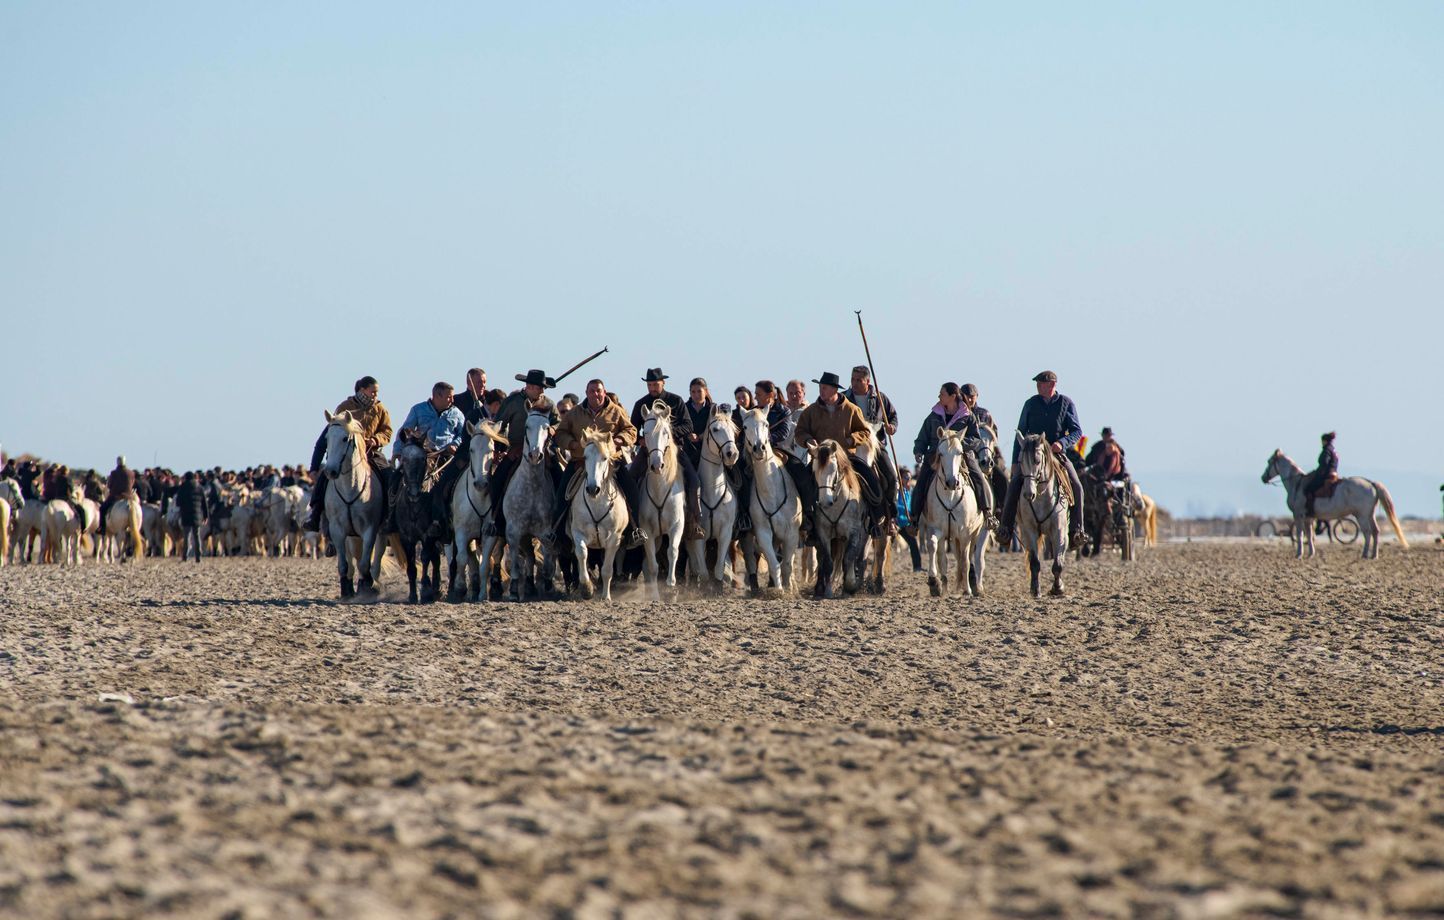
[302,363,1143,563]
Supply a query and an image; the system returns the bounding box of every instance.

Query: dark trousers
[910,452,991,522]
[899,525,922,569]
[182,524,203,561]
[1301,469,1330,515]
[1000,456,1084,536]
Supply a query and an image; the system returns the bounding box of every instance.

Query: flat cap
[1032,370,1058,383]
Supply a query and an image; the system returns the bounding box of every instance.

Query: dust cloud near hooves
[2,543,1441,918]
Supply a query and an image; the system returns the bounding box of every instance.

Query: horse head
[809,439,845,507]
[322,409,362,477]
[466,420,505,490]
[935,428,965,491]
[644,405,673,473]
[395,430,430,499]
[742,408,771,461]
[523,412,552,466]
[705,408,739,467]
[1016,432,1048,501]
[582,429,613,497]
[1261,449,1283,484]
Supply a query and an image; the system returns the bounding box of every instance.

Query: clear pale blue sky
[3,3,1441,516]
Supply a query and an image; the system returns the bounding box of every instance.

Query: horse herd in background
[0,476,322,568]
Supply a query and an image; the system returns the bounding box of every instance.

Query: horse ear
[466,421,479,436]
[936,424,945,439]
[324,409,334,423]
[1014,431,1025,447]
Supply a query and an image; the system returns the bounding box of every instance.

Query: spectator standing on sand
[175,471,209,563]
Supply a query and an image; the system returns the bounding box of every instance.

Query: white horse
[1014,432,1070,597]
[0,478,22,568]
[569,430,630,600]
[919,429,987,597]
[322,409,387,598]
[637,400,687,601]
[100,496,144,563]
[1130,484,1158,548]
[42,486,88,566]
[254,486,292,557]
[502,412,559,602]
[1262,450,1407,559]
[740,408,802,594]
[11,494,44,565]
[689,406,741,590]
[449,419,506,602]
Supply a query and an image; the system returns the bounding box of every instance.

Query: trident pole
[552,345,609,386]
[854,310,907,523]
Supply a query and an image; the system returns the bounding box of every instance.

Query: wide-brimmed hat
[812,371,843,389]
[1100,427,1113,437]
[642,368,669,382]
[1032,370,1058,383]
[515,369,556,388]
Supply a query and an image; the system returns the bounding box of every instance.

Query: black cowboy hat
[1100,427,1113,437]
[1032,370,1058,382]
[515,369,556,388]
[642,367,669,382]
[812,371,843,389]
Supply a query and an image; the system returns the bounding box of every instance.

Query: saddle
[1309,473,1341,500]
[1045,450,1075,507]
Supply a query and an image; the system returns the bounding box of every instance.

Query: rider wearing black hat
[629,368,705,540]
[485,370,560,539]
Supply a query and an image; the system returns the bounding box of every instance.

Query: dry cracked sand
[1,542,1442,918]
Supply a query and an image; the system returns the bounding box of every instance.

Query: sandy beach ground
[1,542,1441,918]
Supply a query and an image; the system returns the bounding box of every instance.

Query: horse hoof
[580,584,594,600]
[1049,587,1065,597]
[928,579,941,597]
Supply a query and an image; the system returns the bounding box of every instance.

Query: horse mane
[582,427,615,460]
[855,423,880,457]
[815,440,861,495]
[471,419,508,447]
[709,408,739,438]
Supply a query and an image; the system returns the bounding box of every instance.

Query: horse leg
[1049,546,1065,596]
[755,524,779,592]
[641,534,661,601]
[924,530,943,597]
[970,527,986,596]
[1028,549,1041,597]
[573,532,595,599]
[841,534,864,595]
[507,536,524,602]
[813,534,834,600]
[335,529,353,599]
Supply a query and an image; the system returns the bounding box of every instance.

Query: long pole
[854,311,906,522]
[553,345,609,386]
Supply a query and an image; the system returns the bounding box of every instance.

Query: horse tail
[1370,480,1409,549]
[128,503,144,560]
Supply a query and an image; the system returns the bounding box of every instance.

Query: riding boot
[786,457,818,545]
[485,458,517,538]
[849,456,887,536]
[614,464,646,548]
[1062,458,1086,543]
[733,467,753,532]
[909,464,934,534]
[306,474,329,531]
[997,467,1024,544]
[875,449,899,535]
[683,483,706,540]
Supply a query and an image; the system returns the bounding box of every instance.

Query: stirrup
[624,526,647,549]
